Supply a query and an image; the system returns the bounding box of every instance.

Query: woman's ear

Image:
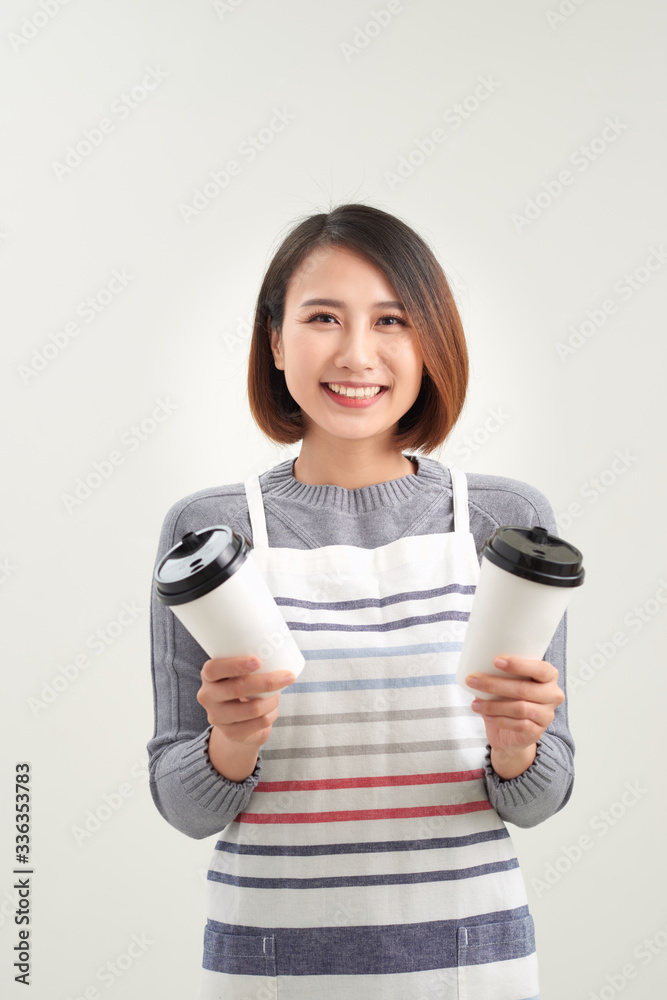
[268,316,284,370]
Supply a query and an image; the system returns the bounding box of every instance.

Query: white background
[2,0,666,997]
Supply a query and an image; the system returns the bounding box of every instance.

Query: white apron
[198,465,540,1000]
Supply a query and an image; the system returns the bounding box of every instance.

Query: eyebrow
[299,298,406,311]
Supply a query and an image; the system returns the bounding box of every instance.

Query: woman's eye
[305,312,406,326]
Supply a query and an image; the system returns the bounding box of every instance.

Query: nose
[333,320,381,373]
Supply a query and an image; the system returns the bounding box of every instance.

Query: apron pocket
[456,914,539,1000]
[202,923,277,979]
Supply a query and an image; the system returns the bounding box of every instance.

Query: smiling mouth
[321,382,388,398]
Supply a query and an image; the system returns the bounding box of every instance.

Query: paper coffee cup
[154,526,305,699]
[456,525,584,700]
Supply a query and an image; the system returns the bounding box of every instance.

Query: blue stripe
[300,640,463,660]
[274,583,476,610]
[202,906,535,976]
[283,672,458,693]
[208,857,519,890]
[214,828,510,856]
[288,609,470,632]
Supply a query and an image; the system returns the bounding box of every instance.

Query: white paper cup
[456,525,584,700]
[155,527,305,699]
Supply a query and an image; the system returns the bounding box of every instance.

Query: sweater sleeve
[146,496,263,840]
[471,477,576,828]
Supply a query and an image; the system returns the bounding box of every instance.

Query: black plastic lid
[154,525,251,605]
[482,525,585,588]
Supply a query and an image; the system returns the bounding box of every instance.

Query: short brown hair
[247,202,468,455]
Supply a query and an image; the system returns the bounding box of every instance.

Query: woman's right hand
[196,655,295,750]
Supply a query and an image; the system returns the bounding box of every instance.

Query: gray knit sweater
[147,453,574,840]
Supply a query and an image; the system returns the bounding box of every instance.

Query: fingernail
[280,672,296,684]
[243,658,260,671]
[471,699,481,709]
[494,658,509,669]
[466,675,480,687]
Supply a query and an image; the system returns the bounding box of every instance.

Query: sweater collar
[262,453,449,514]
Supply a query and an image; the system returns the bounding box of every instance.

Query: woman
[148,202,573,999]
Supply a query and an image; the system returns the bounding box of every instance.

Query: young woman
[148,203,573,999]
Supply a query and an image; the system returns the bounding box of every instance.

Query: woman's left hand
[466,655,564,765]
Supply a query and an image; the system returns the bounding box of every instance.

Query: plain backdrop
[2,1,666,997]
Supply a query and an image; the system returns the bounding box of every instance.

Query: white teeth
[326,383,383,398]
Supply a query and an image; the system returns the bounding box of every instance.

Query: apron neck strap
[244,475,268,550]
[448,466,470,534]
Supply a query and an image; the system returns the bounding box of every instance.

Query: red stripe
[235,801,493,824]
[254,769,485,792]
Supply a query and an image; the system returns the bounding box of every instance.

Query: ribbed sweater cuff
[483,738,567,807]
[179,725,262,812]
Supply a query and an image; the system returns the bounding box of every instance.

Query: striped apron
[198,465,540,999]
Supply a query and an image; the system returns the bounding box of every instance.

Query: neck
[293,440,417,490]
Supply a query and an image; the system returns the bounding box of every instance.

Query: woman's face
[269,245,425,448]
